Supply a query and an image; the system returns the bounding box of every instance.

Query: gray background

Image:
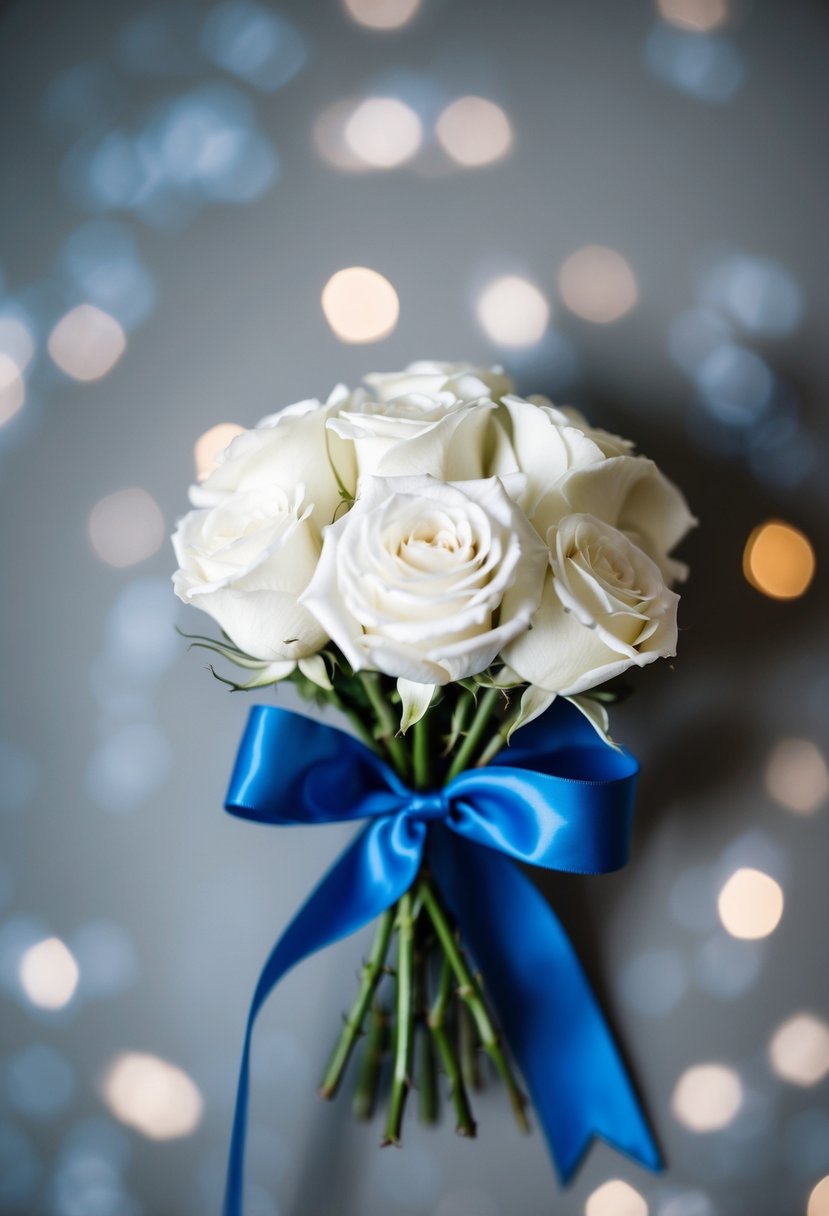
[1,1,828,1214]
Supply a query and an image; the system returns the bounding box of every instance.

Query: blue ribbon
[222,700,661,1216]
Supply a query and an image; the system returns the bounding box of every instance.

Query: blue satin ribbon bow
[222,699,661,1216]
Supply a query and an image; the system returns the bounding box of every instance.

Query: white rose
[172,485,327,667]
[503,513,679,695]
[300,475,547,684]
[500,396,694,583]
[531,455,696,585]
[326,391,512,482]
[364,360,513,403]
[189,387,358,529]
[527,396,635,457]
[498,394,609,518]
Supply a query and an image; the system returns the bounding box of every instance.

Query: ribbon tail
[430,828,662,1183]
[224,817,425,1216]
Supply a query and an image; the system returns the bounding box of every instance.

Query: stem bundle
[318,675,529,1146]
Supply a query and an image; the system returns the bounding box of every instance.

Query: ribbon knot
[405,790,450,822]
[221,700,661,1216]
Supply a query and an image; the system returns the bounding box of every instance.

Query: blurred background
[1,0,827,1213]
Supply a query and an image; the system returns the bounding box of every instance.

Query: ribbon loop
[222,700,661,1216]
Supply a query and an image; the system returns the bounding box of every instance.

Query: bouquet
[172,362,694,1214]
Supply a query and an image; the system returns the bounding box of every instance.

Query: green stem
[412,714,431,791]
[414,913,438,1124]
[445,687,502,783]
[420,879,530,1133]
[475,719,514,769]
[352,1003,389,1121]
[383,892,415,1145]
[428,953,476,1137]
[320,908,395,1099]
[443,688,474,757]
[458,997,482,1091]
[360,672,411,782]
[475,694,529,769]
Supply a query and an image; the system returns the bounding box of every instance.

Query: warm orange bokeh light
[743,520,815,600]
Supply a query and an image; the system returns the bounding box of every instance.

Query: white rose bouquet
[173,362,694,1211]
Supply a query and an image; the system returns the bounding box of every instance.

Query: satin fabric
[222,700,661,1216]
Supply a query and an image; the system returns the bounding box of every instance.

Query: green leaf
[175,625,247,656]
[208,660,295,691]
[187,640,275,670]
[475,665,524,690]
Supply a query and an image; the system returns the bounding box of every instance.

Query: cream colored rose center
[398,516,477,568]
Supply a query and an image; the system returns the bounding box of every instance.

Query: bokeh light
[102,1053,203,1139]
[435,97,513,167]
[321,266,400,343]
[743,521,816,600]
[764,739,829,815]
[18,937,80,1010]
[558,245,638,323]
[59,221,157,331]
[671,1063,743,1131]
[61,81,279,222]
[201,2,307,92]
[343,0,421,30]
[0,314,35,369]
[698,250,803,337]
[768,1014,829,1087]
[0,353,25,426]
[88,488,165,568]
[657,0,728,33]
[344,98,422,168]
[585,1178,648,1216]
[313,99,367,171]
[809,1177,829,1216]
[194,423,245,481]
[695,344,773,426]
[645,25,745,103]
[48,304,126,382]
[476,275,549,346]
[717,867,784,940]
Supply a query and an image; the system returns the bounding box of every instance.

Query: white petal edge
[506,684,557,743]
[564,694,619,749]
[298,654,333,691]
[397,679,437,734]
